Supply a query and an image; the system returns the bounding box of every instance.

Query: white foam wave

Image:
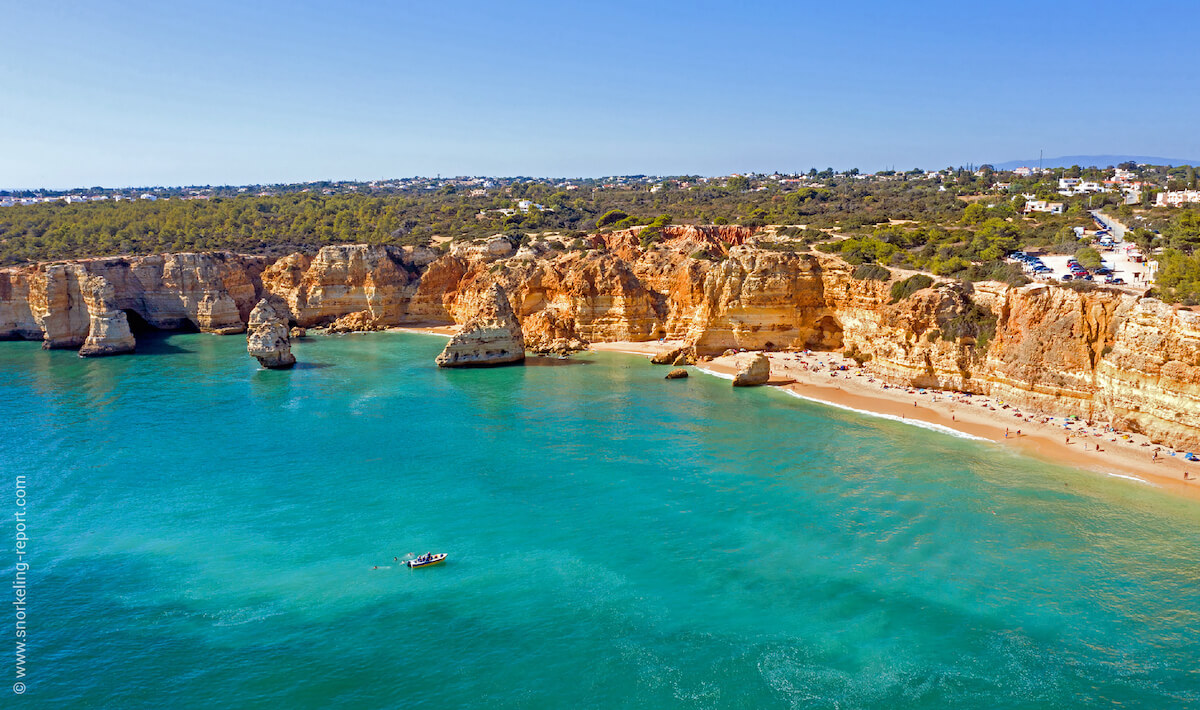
[778,388,989,441]
[1100,471,1156,486]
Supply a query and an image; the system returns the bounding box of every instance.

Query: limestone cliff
[0,267,41,340]
[261,244,423,327]
[78,274,136,357]
[6,233,1200,448]
[30,264,93,349]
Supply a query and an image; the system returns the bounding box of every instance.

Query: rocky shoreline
[3,224,1200,451]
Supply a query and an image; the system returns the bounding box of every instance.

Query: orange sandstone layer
[3,227,1200,453]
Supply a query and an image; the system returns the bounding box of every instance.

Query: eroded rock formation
[78,274,136,357]
[732,352,770,387]
[7,231,1200,448]
[3,252,267,349]
[326,311,387,334]
[246,299,296,369]
[436,283,524,368]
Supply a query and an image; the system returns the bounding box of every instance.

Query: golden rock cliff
[4,233,1200,448]
[1,252,268,350]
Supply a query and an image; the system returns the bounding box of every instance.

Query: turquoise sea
[2,332,1199,708]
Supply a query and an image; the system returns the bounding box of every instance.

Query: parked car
[1106,277,1125,285]
[1094,267,1112,275]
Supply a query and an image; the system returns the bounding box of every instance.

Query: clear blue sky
[2,1,1198,188]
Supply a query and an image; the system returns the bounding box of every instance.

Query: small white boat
[407,553,446,569]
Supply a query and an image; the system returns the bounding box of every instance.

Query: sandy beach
[388,324,459,337]
[395,334,1199,498]
[588,339,689,356]
[682,350,1200,500]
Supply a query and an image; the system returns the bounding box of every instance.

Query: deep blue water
[1,332,1198,708]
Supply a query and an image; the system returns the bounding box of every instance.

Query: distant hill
[991,155,1198,170]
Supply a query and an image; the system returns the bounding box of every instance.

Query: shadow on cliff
[121,310,195,356]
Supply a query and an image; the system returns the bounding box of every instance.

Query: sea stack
[732,352,770,386]
[78,273,136,357]
[246,298,296,369]
[436,283,525,368]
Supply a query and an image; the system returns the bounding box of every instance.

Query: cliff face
[4,234,1200,448]
[1,252,268,350]
[78,273,136,357]
[1096,300,1200,446]
[262,245,415,327]
[0,268,43,341]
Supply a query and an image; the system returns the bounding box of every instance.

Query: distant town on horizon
[4,155,1199,195]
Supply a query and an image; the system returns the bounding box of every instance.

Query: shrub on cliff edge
[852,263,891,281]
[890,274,934,302]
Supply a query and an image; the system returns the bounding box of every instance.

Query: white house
[1156,190,1200,207]
[140,193,158,201]
[1024,199,1065,215]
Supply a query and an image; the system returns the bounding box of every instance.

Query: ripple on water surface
[1,333,1198,708]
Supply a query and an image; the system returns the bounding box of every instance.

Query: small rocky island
[436,283,525,368]
[246,298,296,369]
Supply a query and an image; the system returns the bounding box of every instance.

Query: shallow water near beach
[2,331,1199,708]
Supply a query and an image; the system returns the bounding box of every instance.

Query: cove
[1,331,1198,708]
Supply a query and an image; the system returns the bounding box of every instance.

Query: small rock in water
[665,368,688,380]
[436,283,525,368]
[246,298,296,369]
